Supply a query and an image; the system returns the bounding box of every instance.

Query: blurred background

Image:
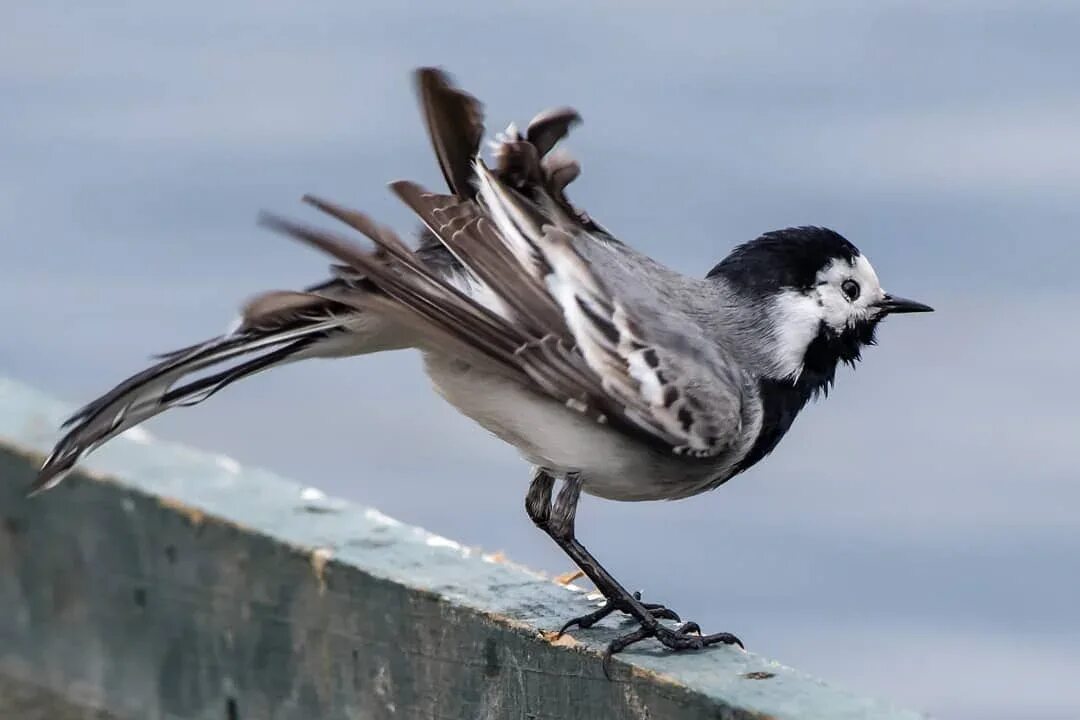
[2,1,1078,718]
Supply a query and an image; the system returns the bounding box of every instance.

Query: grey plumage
[32,67,932,660]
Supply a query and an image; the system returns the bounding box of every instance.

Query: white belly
[422,354,720,501]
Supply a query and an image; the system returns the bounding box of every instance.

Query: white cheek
[771,291,822,379]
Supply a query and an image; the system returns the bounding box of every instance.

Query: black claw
[704,631,745,651]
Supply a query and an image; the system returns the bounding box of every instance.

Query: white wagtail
[34,68,933,661]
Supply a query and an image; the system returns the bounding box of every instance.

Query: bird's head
[708,226,933,385]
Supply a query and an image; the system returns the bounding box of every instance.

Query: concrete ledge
[0,377,925,719]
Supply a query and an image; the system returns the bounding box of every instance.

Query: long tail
[32,289,380,494]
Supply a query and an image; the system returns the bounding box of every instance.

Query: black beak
[877,294,934,314]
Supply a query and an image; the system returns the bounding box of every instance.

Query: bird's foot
[557,590,680,636]
[603,621,743,675]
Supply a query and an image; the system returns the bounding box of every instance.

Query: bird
[32,67,933,662]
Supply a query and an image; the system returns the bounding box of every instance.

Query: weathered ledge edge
[0,377,925,720]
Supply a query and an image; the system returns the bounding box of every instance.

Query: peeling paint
[540,631,580,649]
[553,569,585,586]
[310,546,333,595]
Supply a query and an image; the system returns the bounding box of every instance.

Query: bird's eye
[841,279,860,301]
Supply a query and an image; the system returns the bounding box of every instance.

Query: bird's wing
[267,168,744,458]
[260,68,746,458]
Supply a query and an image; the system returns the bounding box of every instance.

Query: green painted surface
[0,377,926,719]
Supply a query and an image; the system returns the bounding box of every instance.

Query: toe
[642,603,681,622]
[703,631,744,649]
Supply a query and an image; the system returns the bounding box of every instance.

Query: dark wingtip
[413,66,485,200]
[415,66,452,91]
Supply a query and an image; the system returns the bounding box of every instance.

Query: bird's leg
[527,470,667,627]
[527,470,678,626]
[525,470,742,668]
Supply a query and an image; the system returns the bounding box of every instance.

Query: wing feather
[264,67,745,459]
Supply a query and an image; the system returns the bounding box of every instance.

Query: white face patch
[815,254,886,332]
[767,253,887,380]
